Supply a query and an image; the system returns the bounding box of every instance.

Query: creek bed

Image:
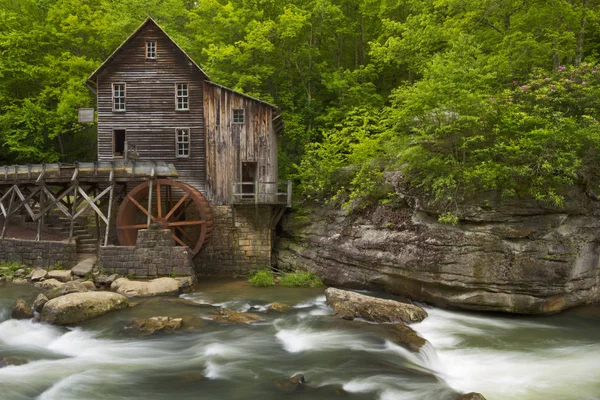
[0,280,598,400]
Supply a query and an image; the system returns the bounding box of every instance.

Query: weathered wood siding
[95,23,207,191]
[203,82,278,205]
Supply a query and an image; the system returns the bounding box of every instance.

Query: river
[0,280,599,400]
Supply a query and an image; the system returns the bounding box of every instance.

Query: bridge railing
[230,181,292,207]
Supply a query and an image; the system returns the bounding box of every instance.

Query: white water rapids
[0,283,598,400]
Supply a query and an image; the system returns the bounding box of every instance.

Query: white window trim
[112,83,126,112]
[146,41,156,59]
[175,83,189,111]
[232,108,245,124]
[175,128,191,158]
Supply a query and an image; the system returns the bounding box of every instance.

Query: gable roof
[87,17,209,84]
[86,17,279,111]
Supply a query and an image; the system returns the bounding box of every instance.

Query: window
[112,83,126,111]
[233,109,245,124]
[176,128,190,157]
[176,83,189,110]
[146,41,156,59]
[113,130,126,157]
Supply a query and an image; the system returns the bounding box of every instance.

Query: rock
[32,293,49,313]
[34,279,63,290]
[275,190,600,314]
[13,268,26,277]
[210,308,264,324]
[127,316,183,335]
[176,276,194,291]
[29,268,48,281]
[41,292,129,325]
[381,323,427,352]
[268,302,292,312]
[12,278,28,285]
[46,281,89,300]
[0,357,28,368]
[71,258,95,277]
[47,270,72,282]
[111,277,181,298]
[274,374,306,393]
[94,274,118,286]
[177,371,205,383]
[11,299,33,319]
[456,393,487,400]
[325,288,427,323]
[81,281,97,291]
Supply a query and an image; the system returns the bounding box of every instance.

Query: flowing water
[0,280,599,400]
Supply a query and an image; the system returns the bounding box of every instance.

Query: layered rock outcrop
[276,174,600,314]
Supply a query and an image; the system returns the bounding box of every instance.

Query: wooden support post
[36,188,44,241]
[146,165,155,228]
[94,186,100,249]
[1,188,15,238]
[69,182,78,244]
[287,180,292,208]
[104,164,115,247]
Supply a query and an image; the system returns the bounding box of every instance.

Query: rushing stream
[0,280,599,400]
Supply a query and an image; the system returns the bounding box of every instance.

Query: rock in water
[40,292,128,325]
[456,393,487,400]
[0,357,28,368]
[268,302,291,312]
[71,258,95,277]
[274,374,306,393]
[46,281,89,300]
[325,287,427,323]
[33,279,63,290]
[111,277,181,297]
[382,323,427,352]
[128,316,183,335]
[11,299,33,319]
[32,293,49,313]
[210,308,264,324]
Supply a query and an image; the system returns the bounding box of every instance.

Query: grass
[248,269,275,287]
[279,271,323,288]
[0,261,24,277]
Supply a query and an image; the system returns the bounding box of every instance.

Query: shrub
[248,269,275,287]
[279,271,323,288]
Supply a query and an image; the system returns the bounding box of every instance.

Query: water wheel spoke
[167,220,205,227]
[117,223,148,230]
[173,199,192,220]
[127,194,157,222]
[170,230,189,248]
[164,192,189,221]
[174,226,195,243]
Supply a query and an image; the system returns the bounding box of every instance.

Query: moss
[279,272,323,288]
[248,270,275,287]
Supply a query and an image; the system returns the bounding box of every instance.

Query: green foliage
[248,269,275,287]
[279,271,323,288]
[0,261,23,276]
[53,263,65,270]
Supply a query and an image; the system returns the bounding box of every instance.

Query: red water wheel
[116,179,213,255]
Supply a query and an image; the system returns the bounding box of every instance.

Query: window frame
[175,83,189,111]
[232,109,245,124]
[146,41,157,59]
[175,128,191,158]
[112,83,126,112]
[112,129,126,158]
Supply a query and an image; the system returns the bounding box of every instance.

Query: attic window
[146,41,156,59]
[176,83,189,110]
[112,83,126,111]
[233,109,245,124]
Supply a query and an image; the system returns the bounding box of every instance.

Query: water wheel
[116,179,213,255]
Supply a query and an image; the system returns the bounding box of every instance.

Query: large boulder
[11,299,33,320]
[268,302,292,312]
[32,293,49,313]
[71,258,95,277]
[40,292,128,325]
[381,323,427,352]
[46,281,89,300]
[47,270,72,282]
[325,288,427,323]
[127,316,183,336]
[111,277,180,297]
[29,268,48,282]
[34,279,63,290]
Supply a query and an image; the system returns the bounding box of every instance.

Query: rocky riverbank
[275,173,600,314]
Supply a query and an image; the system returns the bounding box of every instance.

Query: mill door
[241,162,258,198]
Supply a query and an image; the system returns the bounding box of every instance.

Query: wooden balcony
[230,181,292,207]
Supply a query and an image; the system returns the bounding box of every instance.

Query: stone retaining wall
[194,206,274,277]
[0,238,77,268]
[98,228,194,277]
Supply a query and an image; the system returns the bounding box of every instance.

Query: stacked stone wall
[98,228,194,277]
[0,238,77,268]
[194,205,274,277]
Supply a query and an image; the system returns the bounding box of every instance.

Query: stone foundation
[99,228,194,277]
[0,238,77,268]
[194,206,274,277]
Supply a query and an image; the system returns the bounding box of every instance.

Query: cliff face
[275,175,600,314]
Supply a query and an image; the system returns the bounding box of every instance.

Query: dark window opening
[113,130,126,157]
[241,162,257,198]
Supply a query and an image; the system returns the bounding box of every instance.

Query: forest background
[2,0,600,217]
